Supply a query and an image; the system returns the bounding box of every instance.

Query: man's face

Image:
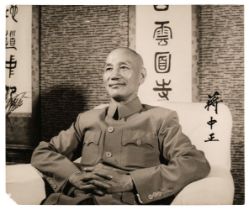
[103,49,144,102]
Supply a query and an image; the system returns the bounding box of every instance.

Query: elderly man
[31,47,210,205]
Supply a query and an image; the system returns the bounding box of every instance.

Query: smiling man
[31,47,210,205]
[103,48,146,103]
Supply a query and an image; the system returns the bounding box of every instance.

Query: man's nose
[110,68,121,80]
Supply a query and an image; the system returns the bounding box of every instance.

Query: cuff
[130,166,172,204]
[61,169,81,195]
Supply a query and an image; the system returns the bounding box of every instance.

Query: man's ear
[139,67,147,85]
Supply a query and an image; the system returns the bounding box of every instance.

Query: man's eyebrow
[104,63,113,67]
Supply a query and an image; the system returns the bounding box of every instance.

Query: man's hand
[68,170,111,195]
[93,171,133,193]
[86,164,134,193]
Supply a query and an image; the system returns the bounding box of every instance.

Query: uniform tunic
[31,97,210,205]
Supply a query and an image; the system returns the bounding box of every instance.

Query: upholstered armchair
[6,102,234,204]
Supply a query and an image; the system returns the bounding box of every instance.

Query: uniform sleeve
[130,111,210,204]
[31,114,83,193]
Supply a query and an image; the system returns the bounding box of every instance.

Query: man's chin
[111,95,126,102]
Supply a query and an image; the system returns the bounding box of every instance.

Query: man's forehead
[107,48,134,58]
[105,61,131,66]
[105,48,142,65]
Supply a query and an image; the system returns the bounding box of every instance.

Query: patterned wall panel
[40,5,129,139]
[197,5,244,204]
[192,6,199,102]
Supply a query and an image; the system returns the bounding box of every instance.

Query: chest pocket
[122,132,155,148]
[121,130,160,168]
[81,130,102,165]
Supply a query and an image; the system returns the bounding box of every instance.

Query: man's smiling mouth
[109,83,126,88]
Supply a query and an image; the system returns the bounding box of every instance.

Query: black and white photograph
[3,1,244,206]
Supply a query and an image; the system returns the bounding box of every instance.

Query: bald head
[106,47,145,73]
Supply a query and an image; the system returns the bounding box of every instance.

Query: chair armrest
[6,164,234,205]
[6,164,46,204]
[171,166,234,205]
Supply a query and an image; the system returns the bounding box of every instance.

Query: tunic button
[105,151,112,158]
[107,126,114,133]
[136,139,142,146]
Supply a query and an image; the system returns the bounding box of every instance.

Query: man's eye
[105,67,112,71]
[120,66,129,70]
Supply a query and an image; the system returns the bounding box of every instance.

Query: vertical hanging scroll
[6,5,32,115]
[136,5,192,103]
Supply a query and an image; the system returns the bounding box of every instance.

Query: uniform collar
[107,97,143,120]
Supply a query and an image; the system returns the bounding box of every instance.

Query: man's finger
[83,167,95,172]
[94,172,113,180]
[79,184,96,190]
[89,180,111,189]
[93,189,105,196]
[81,173,106,181]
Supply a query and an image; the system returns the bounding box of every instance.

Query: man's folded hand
[69,163,134,195]
[86,163,134,193]
[68,170,110,195]
[92,171,133,193]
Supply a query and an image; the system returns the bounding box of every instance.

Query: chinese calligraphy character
[6,86,16,99]
[207,116,217,130]
[153,79,172,100]
[153,5,169,11]
[6,55,17,78]
[6,30,17,50]
[153,21,173,46]
[205,91,223,114]
[6,5,18,22]
[204,133,219,142]
[155,52,171,73]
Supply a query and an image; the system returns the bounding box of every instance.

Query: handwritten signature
[6,91,27,117]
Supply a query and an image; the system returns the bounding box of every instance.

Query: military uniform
[31,97,210,205]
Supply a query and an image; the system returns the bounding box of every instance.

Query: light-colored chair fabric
[6,102,234,204]
[6,164,46,204]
